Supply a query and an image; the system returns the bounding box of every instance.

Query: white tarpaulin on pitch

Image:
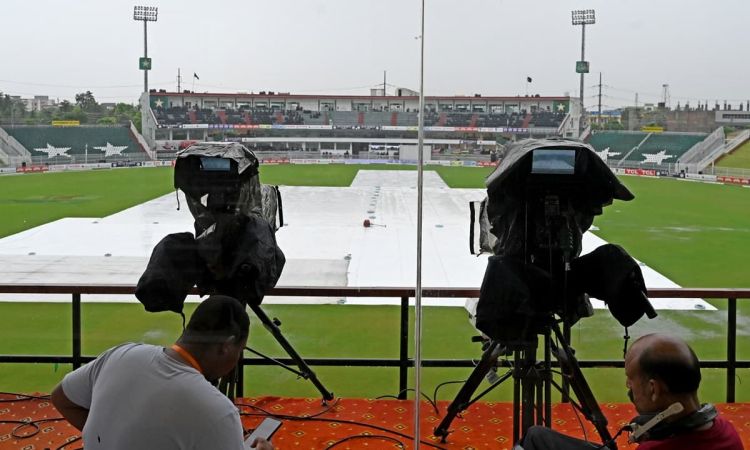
[0,170,713,310]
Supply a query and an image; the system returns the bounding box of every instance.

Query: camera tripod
[433,319,614,448]
[217,304,334,403]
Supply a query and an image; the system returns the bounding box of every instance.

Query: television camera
[136,142,333,401]
[436,139,657,446]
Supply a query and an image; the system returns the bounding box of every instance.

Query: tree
[59,100,73,113]
[64,106,88,123]
[0,93,10,116]
[97,116,117,125]
[132,110,142,132]
[0,93,25,119]
[114,102,137,115]
[74,91,100,113]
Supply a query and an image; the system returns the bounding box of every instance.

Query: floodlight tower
[572,9,595,137]
[133,5,158,94]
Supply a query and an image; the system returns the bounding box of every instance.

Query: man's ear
[219,335,237,355]
[649,378,667,402]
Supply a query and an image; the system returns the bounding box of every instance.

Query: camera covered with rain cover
[469,139,655,345]
[136,142,285,312]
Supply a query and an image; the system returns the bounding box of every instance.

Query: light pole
[133,6,158,94]
[572,9,595,137]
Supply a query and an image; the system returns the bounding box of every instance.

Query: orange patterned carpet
[1,394,748,449]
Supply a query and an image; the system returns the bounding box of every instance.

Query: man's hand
[250,437,274,450]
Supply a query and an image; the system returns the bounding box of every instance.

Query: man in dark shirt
[519,333,744,450]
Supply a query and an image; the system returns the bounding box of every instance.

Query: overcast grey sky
[1,0,748,109]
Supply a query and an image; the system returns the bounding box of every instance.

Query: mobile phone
[244,418,282,449]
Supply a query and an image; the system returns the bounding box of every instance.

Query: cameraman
[519,333,743,450]
[51,295,274,450]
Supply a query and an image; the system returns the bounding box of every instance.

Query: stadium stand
[445,112,472,127]
[626,133,706,163]
[397,112,417,126]
[330,111,360,128]
[530,112,566,128]
[588,131,648,155]
[587,131,708,165]
[476,113,510,128]
[423,111,439,126]
[0,127,31,166]
[5,126,147,163]
[301,110,326,125]
[249,108,273,125]
[152,106,312,126]
[151,106,566,131]
[362,111,392,128]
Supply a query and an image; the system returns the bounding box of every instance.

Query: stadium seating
[152,106,189,125]
[423,111,440,126]
[625,133,706,163]
[301,110,326,125]
[6,126,145,162]
[362,112,392,128]
[588,132,648,156]
[397,112,417,126]
[445,112,472,127]
[330,111,360,128]
[529,112,566,128]
[248,108,273,125]
[476,113,510,128]
[587,131,707,164]
[151,105,567,131]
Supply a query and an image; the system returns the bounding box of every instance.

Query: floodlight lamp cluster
[133,5,158,22]
[571,9,595,25]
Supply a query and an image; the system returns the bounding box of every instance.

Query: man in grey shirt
[51,295,273,450]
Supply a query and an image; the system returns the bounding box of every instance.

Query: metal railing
[0,284,748,401]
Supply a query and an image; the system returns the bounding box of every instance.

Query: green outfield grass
[716,140,750,169]
[0,167,174,238]
[0,302,747,402]
[0,165,748,403]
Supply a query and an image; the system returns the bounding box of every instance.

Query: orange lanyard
[171,344,203,374]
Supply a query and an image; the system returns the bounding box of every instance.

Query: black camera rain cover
[571,243,654,327]
[135,232,204,313]
[138,142,285,312]
[473,139,640,335]
[174,142,263,235]
[196,213,286,305]
[484,138,633,258]
[475,256,554,342]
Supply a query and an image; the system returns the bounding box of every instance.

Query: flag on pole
[193,73,200,80]
[527,76,532,83]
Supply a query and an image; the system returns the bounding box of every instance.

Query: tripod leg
[544,331,552,427]
[250,305,334,402]
[551,323,616,449]
[434,341,502,442]
[520,344,540,440]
